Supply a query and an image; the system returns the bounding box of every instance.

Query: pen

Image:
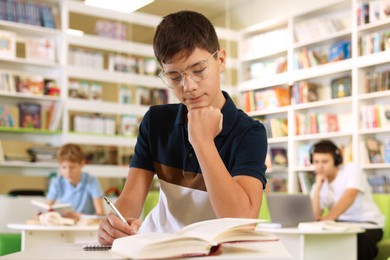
[103,196,129,226]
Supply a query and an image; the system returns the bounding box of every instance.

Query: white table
[7,223,99,250]
[260,227,363,260]
[0,240,292,260]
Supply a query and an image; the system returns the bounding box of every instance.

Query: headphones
[309,139,343,166]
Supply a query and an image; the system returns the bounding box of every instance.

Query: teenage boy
[310,139,384,260]
[47,143,105,220]
[98,10,267,244]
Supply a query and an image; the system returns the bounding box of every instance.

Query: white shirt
[310,163,385,227]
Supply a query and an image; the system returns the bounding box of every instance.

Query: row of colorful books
[68,80,103,101]
[294,39,351,69]
[245,56,287,80]
[367,174,390,193]
[71,113,140,137]
[360,104,390,129]
[356,0,390,26]
[364,70,390,93]
[0,70,59,96]
[294,9,351,44]
[261,118,288,138]
[68,47,104,70]
[0,29,55,61]
[359,30,390,56]
[242,86,290,112]
[0,0,58,28]
[295,112,342,136]
[0,101,62,131]
[108,54,160,76]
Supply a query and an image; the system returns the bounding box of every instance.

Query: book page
[176,218,266,243]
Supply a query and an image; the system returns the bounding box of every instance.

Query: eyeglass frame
[158,50,219,89]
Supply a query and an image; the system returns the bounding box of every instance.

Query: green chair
[373,194,390,260]
[258,193,271,221]
[141,191,160,220]
[0,233,21,256]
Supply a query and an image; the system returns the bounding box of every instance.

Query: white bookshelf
[0,0,239,179]
[238,0,390,193]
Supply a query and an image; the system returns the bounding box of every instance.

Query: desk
[7,223,98,251]
[0,240,292,259]
[260,228,362,260]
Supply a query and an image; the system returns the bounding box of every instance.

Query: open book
[298,220,364,232]
[110,218,278,259]
[31,199,73,215]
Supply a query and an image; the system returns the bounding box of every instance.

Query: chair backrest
[141,191,159,220]
[372,194,390,240]
[258,194,271,221]
[0,195,45,233]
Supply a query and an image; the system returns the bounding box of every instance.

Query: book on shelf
[31,200,73,215]
[15,75,45,95]
[291,81,319,104]
[267,177,287,192]
[18,102,41,129]
[25,37,56,62]
[331,76,351,98]
[27,145,57,163]
[365,137,385,164]
[118,85,133,104]
[270,147,288,167]
[253,86,290,111]
[379,104,390,128]
[95,19,128,40]
[367,174,390,193]
[0,140,4,162]
[121,115,138,136]
[0,104,16,127]
[89,83,102,101]
[298,220,363,232]
[39,3,58,29]
[298,171,315,194]
[328,39,351,62]
[0,30,16,59]
[385,138,390,163]
[110,218,277,260]
[365,70,390,93]
[297,144,311,167]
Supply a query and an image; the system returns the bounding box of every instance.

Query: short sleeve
[46,177,60,200]
[88,175,103,198]
[130,109,155,172]
[344,163,366,192]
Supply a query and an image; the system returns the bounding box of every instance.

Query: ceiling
[137,0,328,30]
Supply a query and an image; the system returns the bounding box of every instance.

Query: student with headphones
[310,139,384,260]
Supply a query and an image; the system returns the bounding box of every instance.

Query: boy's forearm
[193,141,262,218]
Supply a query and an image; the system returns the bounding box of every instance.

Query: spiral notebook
[82,244,111,251]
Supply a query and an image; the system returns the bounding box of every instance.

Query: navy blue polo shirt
[131,91,267,190]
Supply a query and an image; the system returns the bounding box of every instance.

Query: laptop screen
[266,193,316,227]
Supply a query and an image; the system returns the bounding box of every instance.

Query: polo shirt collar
[174,91,237,137]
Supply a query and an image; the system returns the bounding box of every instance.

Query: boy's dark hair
[309,139,343,166]
[57,143,85,164]
[153,10,220,65]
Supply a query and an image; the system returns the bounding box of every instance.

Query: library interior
[0,0,390,259]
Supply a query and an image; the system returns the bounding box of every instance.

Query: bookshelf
[238,0,390,193]
[0,0,65,178]
[0,0,239,181]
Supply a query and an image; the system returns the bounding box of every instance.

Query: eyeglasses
[159,50,218,89]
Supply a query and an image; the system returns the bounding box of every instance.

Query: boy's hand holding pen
[103,196,139,234]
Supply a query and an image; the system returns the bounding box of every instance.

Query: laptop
[266,193,316,227]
